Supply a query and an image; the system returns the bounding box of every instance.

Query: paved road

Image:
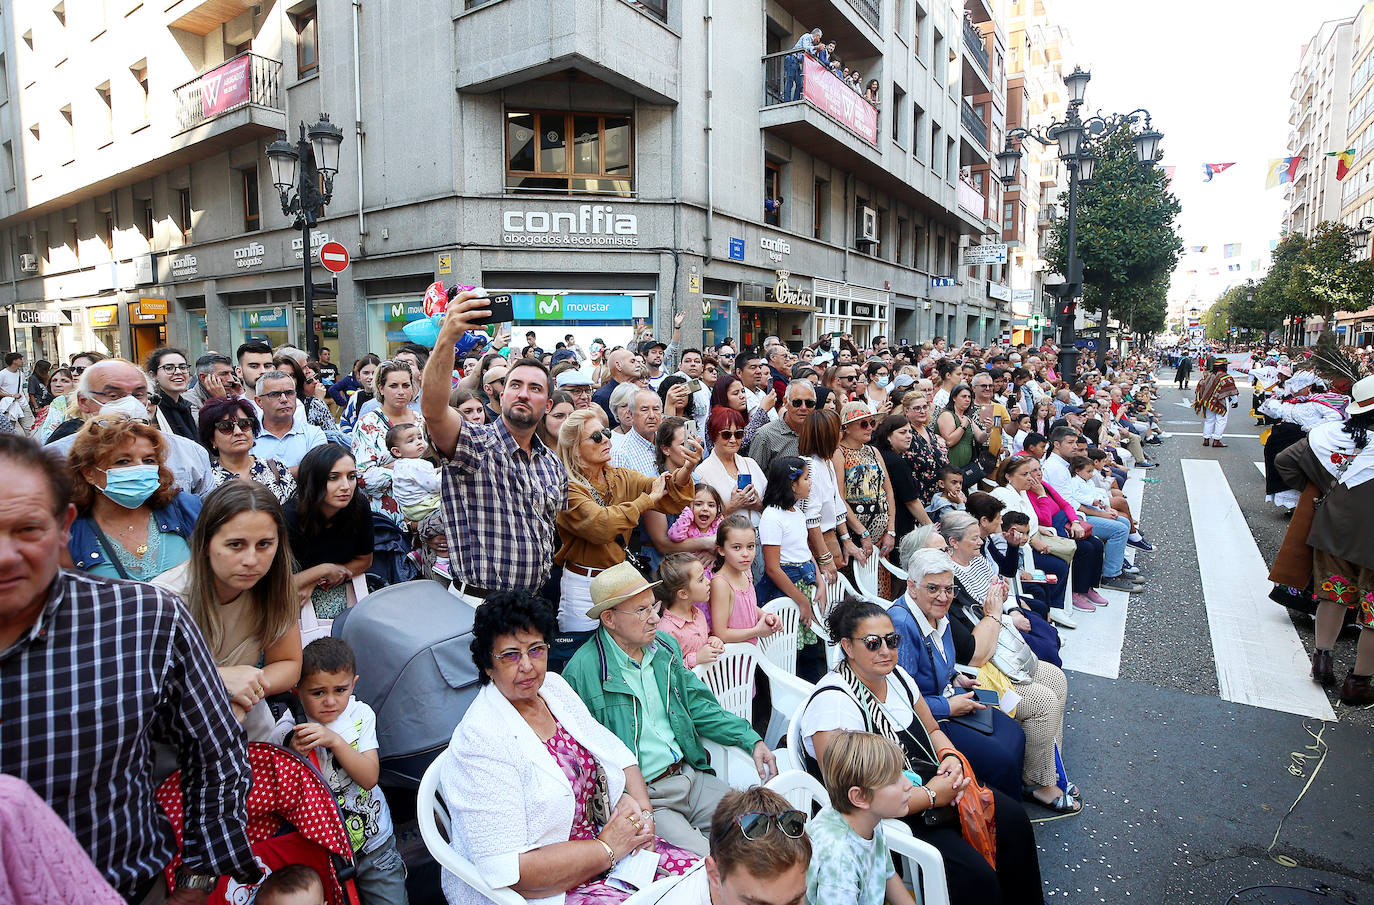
[1035,377,1373,904]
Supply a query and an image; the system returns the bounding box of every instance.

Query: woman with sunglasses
[693,406,767,524]
[837,402,896,594]
[198,396,296,504]
[709,373,773,451]
[551,409,699,669]
[798,596,1044,905]
[441,591,697,905]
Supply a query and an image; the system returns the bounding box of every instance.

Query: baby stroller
[156,742,362,905]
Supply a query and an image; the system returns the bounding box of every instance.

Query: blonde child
[807,731,918,905]
[668,483,724,578]
[709,513,780,644]
[654,553,723,668]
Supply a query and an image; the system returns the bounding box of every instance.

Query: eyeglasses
[836,374,859,382]
[260,389,297,401]
[921,584,956,599]
[157,363,191,374]
[716,429,746,440]
[587,429,611,444]
[86,387,151,403]
[735,810,807,841]
[494,643,550,666]
[611,604,658,622]
[92,415,150,427]
[789,398,816,409]
[849,419,875,430]
[214,417,255,435]
[854,633,902,652]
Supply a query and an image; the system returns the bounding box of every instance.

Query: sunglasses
[735,810,807,841]
[716,429,746,440]
[854,633,902,652]
[214,417,255,435]
[587,429,611,443]
[494,643,550,666]
[789,398,816,409]
[849,419,875,430]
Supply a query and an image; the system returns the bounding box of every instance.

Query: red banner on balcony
[200,55,252,119]
[802,55,878,145]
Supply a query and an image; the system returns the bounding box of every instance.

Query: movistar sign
[514,293,636,321]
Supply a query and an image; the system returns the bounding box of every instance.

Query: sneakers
[1085,589,1110,606]
[1138,460,1160,469]
[433,557,453,580]
[1101,574,1144,592]
[1049,609,1079,629]
[1071,593,1098,612]
[1120,563,1141,576]
[1127,537,1156,552]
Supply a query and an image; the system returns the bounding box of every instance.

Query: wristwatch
[175,870,218,892]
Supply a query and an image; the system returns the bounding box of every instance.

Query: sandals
[1031,789,1082,813]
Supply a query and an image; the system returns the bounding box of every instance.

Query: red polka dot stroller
[156,741,363,905]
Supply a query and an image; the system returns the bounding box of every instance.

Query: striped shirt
[439,417,569,591]
[0,570,258,897]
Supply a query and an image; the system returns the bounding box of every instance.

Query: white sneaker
[1049,609,1078,629]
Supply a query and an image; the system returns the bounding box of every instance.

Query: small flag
[1188,245,1209,254]
[1224,243,1241,258]
[1228,263,1241,272]
[1266,156,1303,189]
[1251,259,1263,272]
[1270,239,1280,250]
[1202,162,1236,182]
[1208,268,1220,275]
[1325,148,1356,181]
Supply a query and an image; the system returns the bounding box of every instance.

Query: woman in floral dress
[352,360,424,529]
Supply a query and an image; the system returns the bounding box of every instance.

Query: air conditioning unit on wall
[19,253,37,273]
[857,206,878,244]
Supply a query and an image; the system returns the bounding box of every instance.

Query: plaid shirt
[440,417,569,591]
[610,429,659,478]
[0,570,257,896]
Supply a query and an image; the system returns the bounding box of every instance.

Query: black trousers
[901,787,1045,905]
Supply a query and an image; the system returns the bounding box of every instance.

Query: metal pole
[302,214,316,358]
[1059,160,1080,379]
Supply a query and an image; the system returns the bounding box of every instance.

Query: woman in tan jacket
[551,409,700,667]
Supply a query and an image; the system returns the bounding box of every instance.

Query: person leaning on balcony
[784,27,822,102]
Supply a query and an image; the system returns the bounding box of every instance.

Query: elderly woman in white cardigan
[440,592,699,905]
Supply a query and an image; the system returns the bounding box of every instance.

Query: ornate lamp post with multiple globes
[996,66,1162,378]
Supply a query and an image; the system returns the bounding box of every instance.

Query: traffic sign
[319,241,350,273]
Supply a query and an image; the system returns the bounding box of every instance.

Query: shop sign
[728,238,745,260]
[988,282,1011,301]
[292,230,332,261]
[514,293,636,321]
[760,236,791,263]
[500,205,640,247]
[386,300,427,323]
[234,241,266,269]
[170,254,198,278]
[89,305,119,327]
[130,300,165,323]
[135,254,155,285]
[769,271,813,308]
[199,55,252,119]
[15,308,69,325]
[139,297,168,316]
[1012,289,1035,304]
[241,307,289,329]
[962,243,1008,266]
[930,276,956,288]
[853,303,875,318]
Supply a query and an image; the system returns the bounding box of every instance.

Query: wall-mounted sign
[15,308,69,325]
[853,303,875,318]
[200,55,252,119]
[728,238,745,261]
[963,243,1008,266]
[138,297,168,316]
[170,254,198,278]
[241,306,289,329]
[760,236,791,263]
[688,274,701,294]
[501,205,640,247]
[129,300,166,323]
[437,253,452,275]
[770,271,814,308]
[514,293,640,322]
[89,305,119,327]
[930,276,956,288]
[1012,289,1035,304]
[233,241,266,269]
[987,282,1011,301]
[387,300,427,323]
[292,231,332,261]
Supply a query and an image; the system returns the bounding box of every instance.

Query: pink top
[723,582,762,644]
[659,606,712,667]
[0,775,124,905]
[1029,481,1081,525]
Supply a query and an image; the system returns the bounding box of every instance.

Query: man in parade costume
[1194,359,1239,448]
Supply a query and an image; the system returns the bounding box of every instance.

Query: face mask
[876,376,890,388]
[98,464,161,509]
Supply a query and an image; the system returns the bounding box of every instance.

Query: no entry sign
[319,241,350,273]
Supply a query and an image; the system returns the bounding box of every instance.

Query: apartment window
[913,103,926,160]
[894,0,905,39]
[1,142,14,190]
[67,221,78,265]
[0,54,8,105]
[947,137,956,182]
[140,199,154,246]
[937,236,948,273]
[95,82,112,139]
[813,179,827,240]
[38,229,49,267]
[932,30,944,85]
[931,123,943,175]
[177,188,192,243]
[505,110,634,196]
[295,8,318,75]
[101,213,114,255]
[896,217,908,264]
[242,167,261,232]
[891,86,906,146]
[59,104,74,162]
[915,225,927,269]
[764,162,782,227]
[914,2,925,56]
[1002,201,1015,232]
[130,60,148,124]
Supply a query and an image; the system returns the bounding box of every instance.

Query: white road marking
[1058,471,1145,680]
[1166,432,1261,440]
[1173,401,1194,409]
[1181,459,1336,720]
[1255,462,1266,477]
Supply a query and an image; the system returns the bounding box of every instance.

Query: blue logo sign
[728,237,746,261]
[512,293,635,322]
[930,276,956,288]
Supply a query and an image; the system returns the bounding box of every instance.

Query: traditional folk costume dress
[1193,362,1239,445]
[1258,373,1348,510]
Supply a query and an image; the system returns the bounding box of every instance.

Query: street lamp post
[996,65,1162,379]
[265,115,344,358]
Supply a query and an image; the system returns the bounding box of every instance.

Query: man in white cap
[563,562,777,856]
[555,368,596,411]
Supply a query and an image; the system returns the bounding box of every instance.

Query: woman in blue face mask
[864,359,892,414]
[63,416,201,581]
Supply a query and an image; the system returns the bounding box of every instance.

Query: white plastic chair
[758,597,800,675]
[694,644,758,721]
[765,769,830,818]
[417,756,525,905]
[850,549,883,602]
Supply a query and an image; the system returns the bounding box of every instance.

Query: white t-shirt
[798,668,918,760]
[392,457,441,508]
[758,505,811,564]
[802,455,844,531]
[270,697,394,855]
[0,368,21,417]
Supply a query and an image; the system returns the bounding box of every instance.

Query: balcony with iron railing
[961,99,988,152]
[173,53,283,134]
[466,0,665,20]
[762,50,881,151]
[963,18,989,77]
[843,0,879,29]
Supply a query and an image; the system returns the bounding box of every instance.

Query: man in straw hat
[564,562,778,855]
[1193,358,1239,448]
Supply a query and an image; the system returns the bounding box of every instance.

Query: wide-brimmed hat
[585,562,661,619]
[841,401,875,425]
[1348,375,1374,415]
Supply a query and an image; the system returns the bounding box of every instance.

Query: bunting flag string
[1266,156,1304,189]
[1325,148,1355,181]
[1202,162,1236,182]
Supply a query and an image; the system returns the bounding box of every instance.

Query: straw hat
[585,562,661,619]
[1348,375,1374,415]
[841,401,874,425]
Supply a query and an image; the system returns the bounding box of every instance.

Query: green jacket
[562,628,762,775]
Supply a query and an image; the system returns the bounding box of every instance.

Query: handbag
[586,761,614,829]
[990,614,1037,684]
[587,481,651,574]
[1041,532,1078,564]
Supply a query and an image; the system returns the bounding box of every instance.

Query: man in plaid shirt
[422,290,569,597]
[0,435,257,903]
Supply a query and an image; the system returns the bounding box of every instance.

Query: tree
[1202,295,1231,341]
[1045,126,1183,368]
[1239,225,1374,346]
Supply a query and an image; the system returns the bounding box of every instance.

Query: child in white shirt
[387,423,451,579]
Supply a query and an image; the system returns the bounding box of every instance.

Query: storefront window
[368,296,427,360]
[89,304,122,359]
[506,110,634,196]
[186,312,208,361]
[231,305,291,352]
[293,304,338,362]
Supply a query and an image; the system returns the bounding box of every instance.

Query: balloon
[422,281,448,317]
[402,315,441,347]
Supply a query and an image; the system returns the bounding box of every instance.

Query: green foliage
[1227,224,1374,340]
[1045,125,1183,344]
